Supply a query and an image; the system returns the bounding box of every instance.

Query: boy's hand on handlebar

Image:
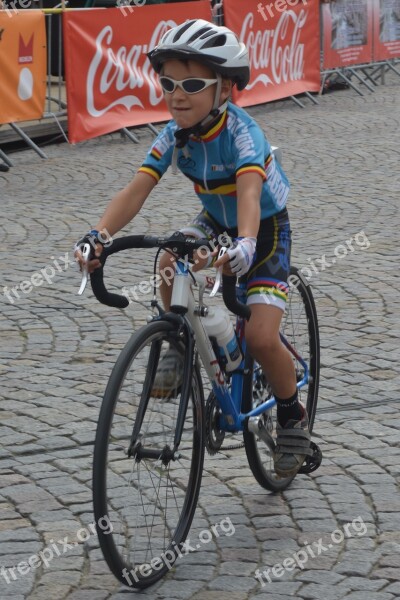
[74,230,104,274]
[213,248,234,275]
[214,237,257,277]
[75,246,102,273]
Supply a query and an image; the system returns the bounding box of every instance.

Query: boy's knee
[246,330,280,360]
[159,251,175,270]
[158,252,176,287]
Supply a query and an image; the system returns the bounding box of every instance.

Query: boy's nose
[171,85,187,99]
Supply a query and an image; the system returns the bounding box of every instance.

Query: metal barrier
[43,8,68,141]
[321,58,400,97]
[1,3,399,170]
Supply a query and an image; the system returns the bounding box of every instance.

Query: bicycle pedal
[298,442,322,474]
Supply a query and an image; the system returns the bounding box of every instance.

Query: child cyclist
[75,19,312,477]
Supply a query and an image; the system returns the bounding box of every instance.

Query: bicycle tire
[243,266,320,492]
[93,319,205,589]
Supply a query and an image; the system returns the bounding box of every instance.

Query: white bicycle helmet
[148,19,250,91]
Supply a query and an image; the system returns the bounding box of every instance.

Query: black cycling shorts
[181,208,291,312]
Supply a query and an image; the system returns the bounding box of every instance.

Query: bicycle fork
[128,317,197,464]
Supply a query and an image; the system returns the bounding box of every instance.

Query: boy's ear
[220,78,232,102]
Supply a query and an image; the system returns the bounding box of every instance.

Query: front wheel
[93,319,205,588]
[243,266,320,492]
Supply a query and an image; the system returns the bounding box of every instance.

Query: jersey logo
[178,156,196,170]
[211,164,234,171]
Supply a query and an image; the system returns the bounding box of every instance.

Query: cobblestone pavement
[1,72,400,600]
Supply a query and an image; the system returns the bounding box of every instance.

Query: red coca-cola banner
[321,0,374,69]
[223,0,320,106]
[372,0,400,60]
[63,3,212,143]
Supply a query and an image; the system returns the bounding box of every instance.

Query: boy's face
[161,59,229,129]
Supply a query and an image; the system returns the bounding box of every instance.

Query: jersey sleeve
[231,117,269,182]
[138,121,176,183]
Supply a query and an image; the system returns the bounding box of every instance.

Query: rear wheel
[243,266,320,492]
[93,319,204,588]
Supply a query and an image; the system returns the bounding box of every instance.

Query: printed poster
[0,10,46,124]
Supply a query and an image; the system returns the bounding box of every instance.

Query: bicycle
[84,232,321,589]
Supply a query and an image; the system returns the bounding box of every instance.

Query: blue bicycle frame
[181,262,310,434]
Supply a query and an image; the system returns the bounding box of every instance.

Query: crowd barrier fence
[320,0,400,96]
[0,0,399,165]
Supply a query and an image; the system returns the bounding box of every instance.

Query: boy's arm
[94,171,157,236]
[214,172,262,274]
[236,172,262,238]
[93,118,175,236]
[75,172,157,273]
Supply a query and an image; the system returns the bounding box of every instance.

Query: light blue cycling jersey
[139,102,290,229]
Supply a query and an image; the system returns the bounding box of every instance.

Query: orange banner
[322,0,374,69]
[223,0,320,107]
[63,3,212,144]
[0,10,46,124]
[373,0,400,60]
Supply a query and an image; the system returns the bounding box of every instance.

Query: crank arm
[247,416,276,453]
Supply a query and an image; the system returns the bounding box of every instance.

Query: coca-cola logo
[240,9,307,87]
[86,20,175,117]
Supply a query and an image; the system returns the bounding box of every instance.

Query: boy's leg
[245,209,311,476]
[245,303,311,477]
[245,303,297,401]
[245,303,302,425]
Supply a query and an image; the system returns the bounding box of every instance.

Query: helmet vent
[201,34,227,49]
[173,20,195,43]
[187,26,213,44]
[199,29,217,40]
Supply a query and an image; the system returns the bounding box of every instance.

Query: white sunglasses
[159,76,218,95]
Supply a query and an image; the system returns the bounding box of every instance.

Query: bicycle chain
[205,393,245,454]
[220,441,245,450]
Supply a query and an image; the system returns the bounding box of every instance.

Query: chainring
[205,393,225,455]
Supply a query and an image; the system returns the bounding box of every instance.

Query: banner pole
[290,96,305,109]
[146,123,159,136]
[304,91,319,105]
[9,123,48,159]
[0,148,13,167]
[121,127,139,143]
[334,69,364,96]
[358,66,381,86]
[385,60,400,78]
[346,67,375,92]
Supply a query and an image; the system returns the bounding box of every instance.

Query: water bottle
[170,261,190,313]
[202,307,242,372]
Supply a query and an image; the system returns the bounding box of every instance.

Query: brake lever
[77,243,91,295]
[210,247,227,298]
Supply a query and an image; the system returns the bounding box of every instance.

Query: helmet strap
[199,74,224,129]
